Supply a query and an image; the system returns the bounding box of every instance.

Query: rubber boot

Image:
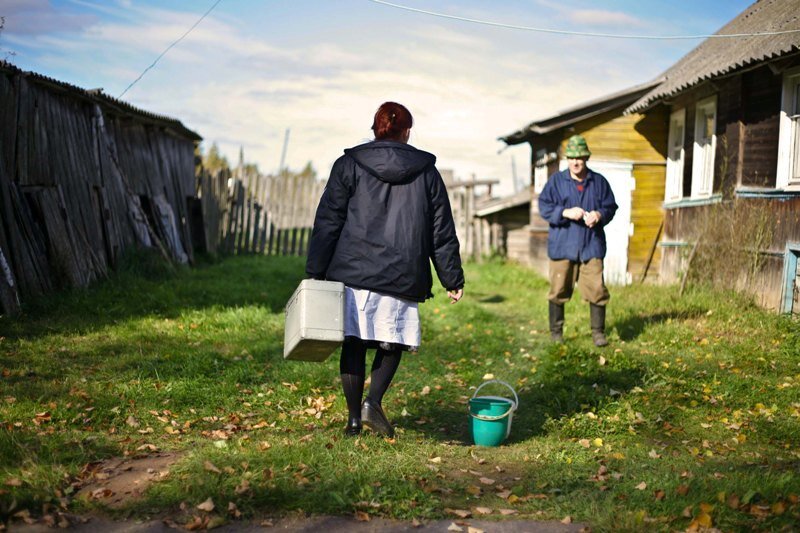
[590,304,608,347]
[549,302,565,342]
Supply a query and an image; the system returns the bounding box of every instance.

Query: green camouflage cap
[564,135,591,158]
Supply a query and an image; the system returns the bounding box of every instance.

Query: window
[777,68,800,189]
[691,96,717,198]
[665,108,686,202]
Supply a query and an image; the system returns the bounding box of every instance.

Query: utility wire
[118,0,222,98]
[366,0,800,40]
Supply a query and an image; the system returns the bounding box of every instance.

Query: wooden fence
[444,171,500,261]
[197,167,497,261]
[197,167,326,256]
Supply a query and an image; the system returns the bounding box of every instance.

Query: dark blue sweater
[538,168,618,262]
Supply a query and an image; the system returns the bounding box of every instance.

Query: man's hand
[448,288,463,304]
[562,207,585,221]
[583,210,602,228]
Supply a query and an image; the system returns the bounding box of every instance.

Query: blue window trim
[663,194,723,209]
[736,187,800,200]
[782,243,800,314]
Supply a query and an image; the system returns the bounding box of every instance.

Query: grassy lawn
[1,254,799,531]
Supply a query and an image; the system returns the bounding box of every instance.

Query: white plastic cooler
[283,279,345,362]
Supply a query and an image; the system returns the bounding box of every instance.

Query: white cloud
[569,9,645,28]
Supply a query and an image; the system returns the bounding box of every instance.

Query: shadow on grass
[0,255,307,342]
[401,361,646,445]
[613,307,708,341]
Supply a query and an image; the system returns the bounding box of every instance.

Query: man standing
[538,135,617,347]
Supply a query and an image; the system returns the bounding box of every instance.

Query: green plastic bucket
[469,380,518,447]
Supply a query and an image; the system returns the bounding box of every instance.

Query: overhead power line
[118,0,222,98]
[366,0,800,40]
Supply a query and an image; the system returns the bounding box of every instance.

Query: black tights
[339,339,402,420]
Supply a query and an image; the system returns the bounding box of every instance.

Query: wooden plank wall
[0,65,198,315]
[197,168,326,257]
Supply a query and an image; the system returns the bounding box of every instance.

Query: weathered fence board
[0,61,201,314]
[197,167,326,258]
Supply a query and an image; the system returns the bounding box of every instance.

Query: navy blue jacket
[306,140,464,302]
[538,168,618,262]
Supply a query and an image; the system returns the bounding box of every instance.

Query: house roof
[0,61,202,141]
[626,0,800,114]
[474,188,531,217]
[499,79,661,146]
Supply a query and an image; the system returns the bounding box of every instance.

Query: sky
[1,0,755,196]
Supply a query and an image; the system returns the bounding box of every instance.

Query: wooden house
[498,81,669,285]
[625,0,800,313]
[0,61,201,314]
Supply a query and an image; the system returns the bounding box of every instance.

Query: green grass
[1,254,799,531]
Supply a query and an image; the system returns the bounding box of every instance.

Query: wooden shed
[0,61,201,314]
[499,81,669,284]
[625,0,800,313]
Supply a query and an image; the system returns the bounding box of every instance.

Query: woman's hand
[448,288,463,304]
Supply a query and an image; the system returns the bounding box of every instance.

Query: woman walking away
[306,102,464,437]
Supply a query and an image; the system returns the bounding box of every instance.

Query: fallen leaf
[4,478,22,487]
[234,479,251,495]
[447,523,463,532]
[474,506,492,515]
[579,439,591,448]
[635,482,647,490]
[479,477,495,485]
[465,485,481,496]
[429,457,442,464]
[726,494,740,509]
[421,386,431,396]
[482,373,495,380]
[598,356,606,366]
[204,461,221,474]
[445,508,471,518]
[354,511,370,522]
[467,527,485,533]
[676,484,690,496]
[561,515,572,524]
[654,489,665,501]
[411,518,422,528]
[499,509,518,515]
[593,438,603,447]
[196,497,215,512]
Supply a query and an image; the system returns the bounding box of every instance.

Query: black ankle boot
[590,303,608,347]
[344,415,362,436]
[361,397,394,438]
[549,301,565,342]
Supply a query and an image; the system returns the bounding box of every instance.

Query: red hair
[371,102,413,140]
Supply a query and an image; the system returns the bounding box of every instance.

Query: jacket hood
[345,140,436,184]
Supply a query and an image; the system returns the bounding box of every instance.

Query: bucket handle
[470,405,514,422]
[471,379,519,410]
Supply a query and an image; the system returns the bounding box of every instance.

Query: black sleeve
[305,157,353,279]
[428,167,465,291]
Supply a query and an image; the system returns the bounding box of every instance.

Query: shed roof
[0,61,202,141]
[626,0,800,113]
[474,188,531,217]
[499,80,661,146]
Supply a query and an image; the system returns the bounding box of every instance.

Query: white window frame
[665,108,686,202]
[691,96,717,198]
[777,67,800,189]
